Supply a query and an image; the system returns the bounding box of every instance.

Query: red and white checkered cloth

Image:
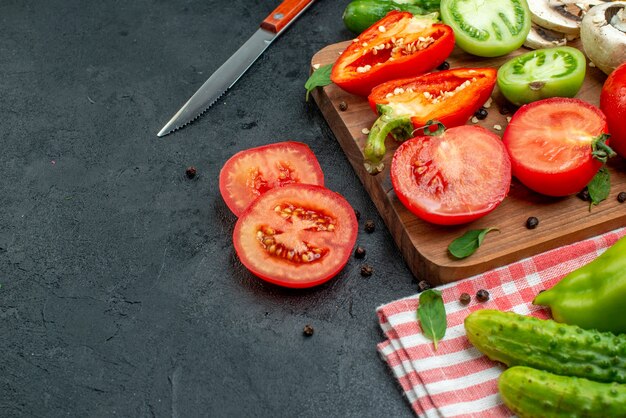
[377,228,626,417]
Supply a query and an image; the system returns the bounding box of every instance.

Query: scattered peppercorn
[474,107,488,120]
[459,293,471,305]
[417,280,432,293]
[339,101,348,111]
[354,209,361,220]
[364,220,375,233]
[618,192,626,203]
[498,103,513,115]
[476,289,490,302]
[185,166,197,179]
[354,246,366,259]
[303,325,314,337]
[525,216,539,229]
[437,61,450,71]
[361,265,373,277]
[577,188,590,201]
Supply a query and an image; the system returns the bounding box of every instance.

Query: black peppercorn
[339,101,348,111]
[577,188,590,201]
[476,289,490,302]
[354,209,361,220]
[526,216,539,229]
[618,192,626,203]
[417,280,431,293]
[499,103,513,115]
[185,166,197,179]
[354,246,366,259]
[361,265,373,277]
[437,61,450,71]
[303,325,314,336]
[474,107,488,120]
[460,293,471,305]
[364,220,375,233]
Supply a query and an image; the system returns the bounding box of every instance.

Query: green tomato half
[440,0,531,57]
[497,46,586,106]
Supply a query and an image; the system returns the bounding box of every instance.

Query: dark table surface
[2,1,420,416]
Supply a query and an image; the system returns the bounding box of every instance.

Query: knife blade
[157,0,315,137]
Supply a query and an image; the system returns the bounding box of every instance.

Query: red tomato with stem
[600,62,626,158]
[391,125,511,225]
[219,142,324,216]
[233,184,358,288]
[331,11,455,97]
[503,98,610,197]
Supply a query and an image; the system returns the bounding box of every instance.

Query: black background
[1,1,420,416]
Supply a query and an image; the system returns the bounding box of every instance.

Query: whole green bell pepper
[533,235,626,334]
[342,0,440,34]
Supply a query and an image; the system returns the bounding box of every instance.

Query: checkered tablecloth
[376,228,626,417]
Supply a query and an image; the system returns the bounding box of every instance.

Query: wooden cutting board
[310,40,626,285]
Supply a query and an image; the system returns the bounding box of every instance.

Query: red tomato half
[219,142,324,216]
[503,98,609,197]
[331,11,455,97]
[391,125,511,225]
[233,184,358,288]
[600,62,626,158]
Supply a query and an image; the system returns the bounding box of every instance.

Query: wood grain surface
[311,40,626,285]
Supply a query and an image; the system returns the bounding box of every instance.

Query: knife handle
[261,0,314,34]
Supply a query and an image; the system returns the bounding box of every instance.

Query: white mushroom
[581,2,626,74]
[527,0,608,37]
[524,23,568,49]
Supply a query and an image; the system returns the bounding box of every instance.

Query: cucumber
[465,310,626,383]
[342,0,438,34]
[499,366,626,418]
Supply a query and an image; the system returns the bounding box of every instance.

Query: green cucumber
[342,0,438,34]
[465,310,626,383]
[499,366,626,418]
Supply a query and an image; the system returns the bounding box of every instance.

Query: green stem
[363,107,413,175]
[591,133,616,164]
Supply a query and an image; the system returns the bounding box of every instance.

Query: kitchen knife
[157,0,315,137]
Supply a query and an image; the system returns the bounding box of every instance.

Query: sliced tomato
[391,125,511,225]
[503,98,609,197]
[233,184,358,288]
[219,142,324,216]
[331,11,455,97]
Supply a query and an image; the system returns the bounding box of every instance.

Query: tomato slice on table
[331,11,455,97]
[391,125,511,225]
[600,62,626,159]
[497,46,586,106]
[503,98,611,197]
[364,68,497,174]
[233,184,358,288]
[440,0,531,57]
[219,142,324,216]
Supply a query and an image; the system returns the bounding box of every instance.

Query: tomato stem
[591,133,616,164]
[364,105,413,175]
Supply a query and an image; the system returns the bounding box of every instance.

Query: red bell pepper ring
[330,11,455,97]
[363,67,497,174]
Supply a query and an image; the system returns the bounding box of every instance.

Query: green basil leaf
[588,166,611,209]
[448,227,498,259]
[417,289,447,351]
[304,64,333,101]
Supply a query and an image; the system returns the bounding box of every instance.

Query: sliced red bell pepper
[330,11,455,97]
[363,67,497,174]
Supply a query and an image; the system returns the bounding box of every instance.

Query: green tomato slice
[497,46,586,106]
[440,0,531,57]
